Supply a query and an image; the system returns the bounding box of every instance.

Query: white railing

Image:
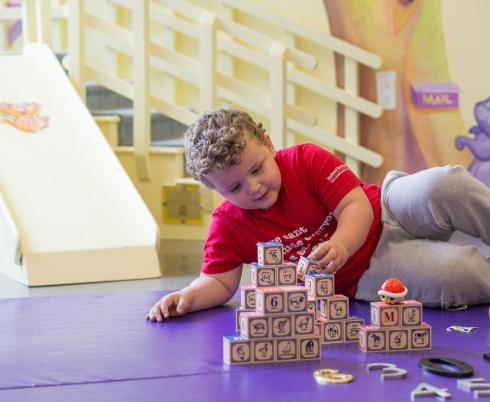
[18,0,384,178]
[220,0,383,173]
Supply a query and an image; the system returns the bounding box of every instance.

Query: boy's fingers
[176,295,191,315]
[309,242,332,261]
[160,295,177,319]
[320,249,337,272]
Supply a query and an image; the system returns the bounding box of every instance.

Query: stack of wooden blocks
[223,242,321,364]
[303,266,365,345]
[358,299,432,352]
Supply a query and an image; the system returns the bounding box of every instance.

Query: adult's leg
[356,224,490,308]
[383,165,490,243]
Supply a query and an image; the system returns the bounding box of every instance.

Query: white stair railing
[16,0,384,177]
[68,0,318,180]
[220,0,383,173]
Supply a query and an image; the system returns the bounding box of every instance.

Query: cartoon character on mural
[0,102,49,133]
[455,97,490,187]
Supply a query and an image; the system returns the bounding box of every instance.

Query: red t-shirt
[202,143,382,297]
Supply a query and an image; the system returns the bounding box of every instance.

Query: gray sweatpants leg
[356,165,490,308]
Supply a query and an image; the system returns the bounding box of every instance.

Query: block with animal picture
[298,337,321,360]
[320,295,349,321]
[401,300,423,326]
[276,338,298,361]
[283,285,308,313]
[387,328,410,351]
[359,325,387,352]
[320,320,344,344]
[292,312,315,336]
[270,315,293,337]
[240,312,270,338]
[253,339,275,363]
[305,272,334,299]
[223,336,253,364]
[410,323,432,350]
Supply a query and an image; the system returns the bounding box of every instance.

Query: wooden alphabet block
[236,307,254,330]
[257,241,283,266]
[277,263,297,286]
[344,317,364,342]
[307,298,321,321]
[240,312,270,338]
[321,320,344,344]
[296,256,321,282]
[359,326,387,352]
[223,336,252,364]
[253,339,275,362]
[271,315,293,337]
[387,328,410,351]
[293,312,315,336]
[305,272,334,298]
[276,338,298,361]
[255,287,285,314]
[298,337,321,360]
[282,286,308,313]
[410,323,432,350]
[370,302,401,328]
[320,295,349,321]
[401,300,423,327]
[240,285,256,310]
[251,263,276,287]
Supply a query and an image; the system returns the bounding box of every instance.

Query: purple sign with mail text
[411,82,460,109]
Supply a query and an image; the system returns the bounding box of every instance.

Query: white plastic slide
[0,44,161,286]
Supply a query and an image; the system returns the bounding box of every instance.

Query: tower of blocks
[223,242,365,364]
[358,299,432,352]
[224,242,321,364]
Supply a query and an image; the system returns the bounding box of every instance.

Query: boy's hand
[308,239,348,273]
[146,288,194,322]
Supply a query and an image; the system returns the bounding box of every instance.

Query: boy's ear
[264,132,276,155]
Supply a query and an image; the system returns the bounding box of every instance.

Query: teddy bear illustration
[455,97,490,187]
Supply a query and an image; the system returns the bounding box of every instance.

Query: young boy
[147,108,490,322]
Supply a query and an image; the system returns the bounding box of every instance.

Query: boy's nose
[247,180,261,196]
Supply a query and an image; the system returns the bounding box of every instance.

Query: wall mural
[322,0,472,184]
[455,98,490,187]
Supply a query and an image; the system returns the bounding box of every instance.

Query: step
[92,107,187,146]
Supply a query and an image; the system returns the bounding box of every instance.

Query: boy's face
[204,134,281,210]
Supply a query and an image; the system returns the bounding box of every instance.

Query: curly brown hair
[184,108,266,183]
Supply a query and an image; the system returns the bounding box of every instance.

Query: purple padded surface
[0,291,488,401]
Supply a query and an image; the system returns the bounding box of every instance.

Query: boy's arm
[309,185,373,272]
[147,265,243,322]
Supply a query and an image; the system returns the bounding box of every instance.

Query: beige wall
[441,0,490,128]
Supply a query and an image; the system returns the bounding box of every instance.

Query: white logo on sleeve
[326,165,349,183]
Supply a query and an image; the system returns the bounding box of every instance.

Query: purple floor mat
[0,291,488,401]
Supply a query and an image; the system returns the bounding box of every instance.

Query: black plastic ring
[484,352,490,362]
[419,356,474,378]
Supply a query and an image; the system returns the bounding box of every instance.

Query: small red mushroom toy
[377,278,408,305]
